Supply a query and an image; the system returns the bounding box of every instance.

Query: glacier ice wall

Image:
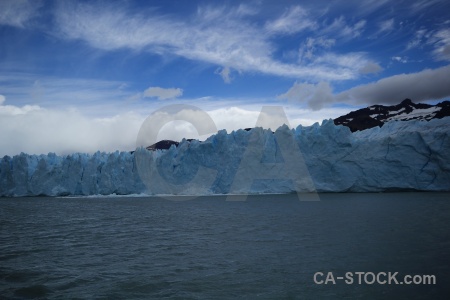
[1,118,449,196]
[0,151,147,197]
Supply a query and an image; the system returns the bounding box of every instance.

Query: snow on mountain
[334,99,450,132]
[1,117,449,197]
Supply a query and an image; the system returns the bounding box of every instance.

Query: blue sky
[1,0,450,155]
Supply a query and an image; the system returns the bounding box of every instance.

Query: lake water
[1,193,449,299]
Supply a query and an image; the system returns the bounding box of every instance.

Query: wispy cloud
[312,52,382,75]
[429,28,450,61]
[298,37,335,62]
[0,0,41,28]
[406,29,428,50]
[52,2,368,82]
[264,6,316,35]
[409,0,442,13]
[143,87,183,100]
[322,16,366,40]
[0,73,134,115]
[215,66,233,83]
[377,18,394,34]
[405,26,450,61]
[391,56,409,63]
[351,0,391,16]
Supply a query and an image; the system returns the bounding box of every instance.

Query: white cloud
[0,101,145,156]
[352,20,367,37]
[298,37,335,62]
[0,73,133,114]
[323,16,366,39]
[351,0,391,16]
[377,18,394,34]
[235,3,259,17]
[215,66,232,83]
[311,37,336,49]
[392,56,409,63]
[359,62,383,74]
[0,94,5,105]
[336,64,450,105]
[296,39,379,78]
[0,103,40,115]
[277,64,450,110]
[160,106,353,137]
[265,6,316,35]
[137,107,218,144]
[144,104,357,145]
[289,107,354,126]
[277,81,334,110]
[410,0,442,13]
[143,87,183,100]
[0,0,41,28]
[429,28,450,61]
[404,27,450,61]
[406,29,427,50]
[312,52,380,75]
[0,97,356,156]
[52,2,365,82]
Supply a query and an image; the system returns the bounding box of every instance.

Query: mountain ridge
[334,99,450,132]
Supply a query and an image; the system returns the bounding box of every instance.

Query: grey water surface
[1,193,449,299]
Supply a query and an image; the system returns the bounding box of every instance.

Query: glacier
[1,118,449,197]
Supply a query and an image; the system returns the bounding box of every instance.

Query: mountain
[144,139,198,151]
[1,117,449,197]
[146,140,179,151]
[334,99,450,132]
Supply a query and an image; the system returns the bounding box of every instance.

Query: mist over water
[1,193,449,299]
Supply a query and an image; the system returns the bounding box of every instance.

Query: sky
[1,0,450,156]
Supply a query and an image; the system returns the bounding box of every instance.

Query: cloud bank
[0,103,144,157]
[279,64,450,108]
[336,64,450,105]
[0,98,353,156]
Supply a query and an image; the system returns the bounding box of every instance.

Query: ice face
[1,118,449,196]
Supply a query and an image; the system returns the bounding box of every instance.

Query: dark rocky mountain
[334,99,450,132]
[145,139,197,151]
[131,140,180,153]
[146,140,179,151]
